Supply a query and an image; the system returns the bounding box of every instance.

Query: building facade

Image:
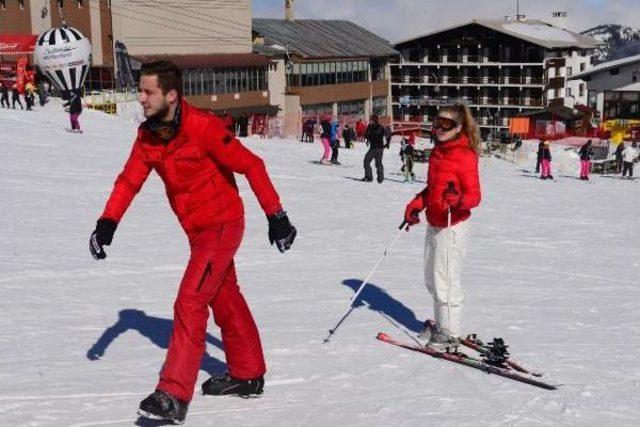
[391,19,600,139]
[252,13,398,135]
[568,53,640,121]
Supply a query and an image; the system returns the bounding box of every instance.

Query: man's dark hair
[140,61,183,97]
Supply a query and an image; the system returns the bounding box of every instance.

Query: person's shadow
[342,279,424,333]
[86,309,226,376]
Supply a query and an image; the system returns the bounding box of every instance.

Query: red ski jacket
[422,134,481,227]
[101,100,282,237]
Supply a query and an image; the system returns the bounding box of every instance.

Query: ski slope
[1,102,639,426]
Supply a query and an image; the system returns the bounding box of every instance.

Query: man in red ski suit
[89,61,296,424]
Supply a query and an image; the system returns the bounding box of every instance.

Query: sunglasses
[433,116,459,131]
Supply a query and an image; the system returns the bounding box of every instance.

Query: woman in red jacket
[403,103,482,348]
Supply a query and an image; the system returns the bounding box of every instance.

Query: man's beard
[146,100,170,121]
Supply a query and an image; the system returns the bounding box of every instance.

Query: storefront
[0,34,38,92]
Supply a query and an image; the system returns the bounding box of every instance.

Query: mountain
[581,24,640,64]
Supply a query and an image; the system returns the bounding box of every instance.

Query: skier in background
[0,82,9,108]
[384,125,393,149]
[535,139,544,173]
[319,115,332,165]
[400,137,416,183]
[64,90,83,132]
[330,118,341,165]
[342,124,355,149]
[362,114,386,182]
[578,139,594,181]
[539,141,553,180]
[11,84,23,110]
[622,142,638,178]
[403,103,481,349]
[88,61,296,424]
[615,142,625,174]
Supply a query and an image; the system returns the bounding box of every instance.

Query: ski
[461,334,543,377]
[376,332,558,391]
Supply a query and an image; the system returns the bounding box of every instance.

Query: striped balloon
[34,26,92,92]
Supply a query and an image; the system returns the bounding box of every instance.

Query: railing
[391,76,544,85]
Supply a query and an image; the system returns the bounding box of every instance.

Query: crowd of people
[533,138,639,181]
[0,81,49,111]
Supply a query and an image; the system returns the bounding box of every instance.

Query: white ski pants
[423,220,470,338]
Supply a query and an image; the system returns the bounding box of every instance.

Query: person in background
[578,139,594,181]
[342,124,355,149]
[64,90,83,132]
[615,142,625,174]
[384,125,393,149]
[362,114,386,182]
[400,137,416,183]
[540,141,553,180]
[356,118,367,143]
[622,141,638,178]
[0,82,9,108]
[319,116,333,165]
[535,139,544,173]
[24,83,35,111]
[37,81,47,106]
[237,113,249,137]
[11,84,23,110]
[330,118,341,165]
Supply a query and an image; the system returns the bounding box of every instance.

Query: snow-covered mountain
[581,24,640,64]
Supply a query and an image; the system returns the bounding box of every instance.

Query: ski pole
[323,222,409,343]
[445,181,455,337]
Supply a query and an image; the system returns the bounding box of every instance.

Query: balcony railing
[391,76,545,85]
[393,95,544,107]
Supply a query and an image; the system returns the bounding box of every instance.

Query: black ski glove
[89,218,117,260]
[267,211,296,253]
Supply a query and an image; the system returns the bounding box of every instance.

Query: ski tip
[376,332,389,340]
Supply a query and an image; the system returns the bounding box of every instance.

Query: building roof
[252,18,399,59]
[130,53,271,69]
[395,19,601,50]
[568,53,640,80]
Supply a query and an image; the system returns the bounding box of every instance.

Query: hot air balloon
[34,26,92,93]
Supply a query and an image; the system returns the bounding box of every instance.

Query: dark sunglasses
[433,116,459,131]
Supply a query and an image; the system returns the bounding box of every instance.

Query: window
[1,1,6,10]
[580,63,586,72]
[566,66,572,76]
[566,87,572,97]
[19,0,25,9]
[579,83,585,97]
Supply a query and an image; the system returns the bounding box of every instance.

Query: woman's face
[434,111,462,142]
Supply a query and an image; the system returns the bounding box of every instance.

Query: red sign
[0,34,38,55]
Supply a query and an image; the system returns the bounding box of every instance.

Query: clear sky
[253,0,639,43]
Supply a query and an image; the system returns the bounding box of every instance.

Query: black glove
[89,218,117,260]
[267,211,296,253]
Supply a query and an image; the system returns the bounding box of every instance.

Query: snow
[2,101,640,426]
[502,23,581,44]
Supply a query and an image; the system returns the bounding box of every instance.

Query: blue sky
[253,0,640,42]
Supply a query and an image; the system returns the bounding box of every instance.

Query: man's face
[138,75,176,120]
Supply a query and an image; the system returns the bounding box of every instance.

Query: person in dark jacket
[384,125,392,149]
[64,90,83,132]
[330,119,341,165]
[37,81,47,106]
[0,82,9,108]
[342,125,355,149]
[237,113,249,137]
[614,142,625,174]
[362,115,386,182]
[11,84,23,110]
[578,139,594,180]
[540,141,553,180]
[535,139,544,173]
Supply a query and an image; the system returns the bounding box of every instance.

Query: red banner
[16,56,27,94]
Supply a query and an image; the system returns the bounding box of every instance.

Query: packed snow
[1,101,640,426]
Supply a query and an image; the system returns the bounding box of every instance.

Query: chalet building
[391,18,600,138]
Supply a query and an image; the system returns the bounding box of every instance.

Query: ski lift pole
[323,221,409,343]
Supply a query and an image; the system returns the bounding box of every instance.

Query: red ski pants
[157,218,266,401]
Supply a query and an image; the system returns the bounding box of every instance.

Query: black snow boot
[201,372,264,397]
[138,389,188,424]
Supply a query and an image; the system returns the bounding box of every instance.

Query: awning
[0,34,38,56]
[130,53,271,69]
